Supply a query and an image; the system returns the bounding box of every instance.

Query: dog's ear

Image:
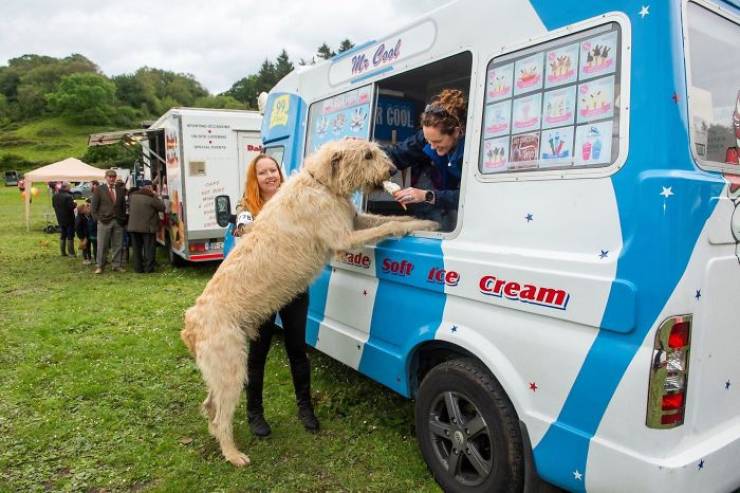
[330,151,342,177]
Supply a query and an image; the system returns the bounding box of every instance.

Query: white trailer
[141,107,263,264]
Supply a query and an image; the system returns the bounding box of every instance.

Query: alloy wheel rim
[428,391,493,486]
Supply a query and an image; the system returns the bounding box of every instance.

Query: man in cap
[127,179,165,273]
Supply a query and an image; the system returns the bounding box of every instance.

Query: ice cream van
[240,1,740,491]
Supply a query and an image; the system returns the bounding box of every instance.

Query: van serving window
[479,23,622,175]
[686,2,740,170]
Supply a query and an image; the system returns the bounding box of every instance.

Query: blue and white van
[238,1,740,491]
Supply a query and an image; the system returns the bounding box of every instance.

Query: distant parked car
[4,170,19,186]
[70,182,93,199]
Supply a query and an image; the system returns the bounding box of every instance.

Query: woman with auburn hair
[233,153,319,437]
[384,88,467,230]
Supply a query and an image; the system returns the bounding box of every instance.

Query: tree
[274,49,294,81]
[338,39,355,53]
[223,74,261,109]
[316,43,335,60]
[46,72,117,124]
[193,94,245,110]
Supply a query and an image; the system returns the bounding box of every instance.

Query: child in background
[84,198,98,264]
[75,203,92,264]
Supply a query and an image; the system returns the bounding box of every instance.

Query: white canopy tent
[24,157,106,231]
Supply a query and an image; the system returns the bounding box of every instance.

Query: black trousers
[130,232,156,273]
[246,290,311,415]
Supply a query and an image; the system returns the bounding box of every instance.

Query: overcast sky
[1,0,449,94]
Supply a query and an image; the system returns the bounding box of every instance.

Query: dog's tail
[181,306,199,356]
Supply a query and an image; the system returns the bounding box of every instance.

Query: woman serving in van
[233,154,320,437]
[384,88,466,229]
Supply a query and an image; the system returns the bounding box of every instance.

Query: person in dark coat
[126,180,164,273]
[91,169,127,274]
[382,88,467,231]
[51,182,77,256]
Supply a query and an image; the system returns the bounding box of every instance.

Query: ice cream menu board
[480,24,621,174]
[306,85,373,154]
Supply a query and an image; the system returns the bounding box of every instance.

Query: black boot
[67,239,76,257]
[60,239,67,256]
[298,403,319,433]
[247,411,272,438]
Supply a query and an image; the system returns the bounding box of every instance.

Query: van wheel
[415,358,523,493]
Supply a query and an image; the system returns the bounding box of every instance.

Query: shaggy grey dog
[182,139,438,466]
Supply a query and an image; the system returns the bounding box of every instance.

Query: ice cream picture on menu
[487,64,513,102]
[545,43,578,87]
[577,76,615,123]
[484,100,511,138]
[482,137,510,172]
[514,53,544,95]
[579,31,617,80]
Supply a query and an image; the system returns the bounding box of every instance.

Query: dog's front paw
[405,220,440,233]
[225,451,251,467]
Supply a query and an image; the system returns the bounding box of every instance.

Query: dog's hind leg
[197,324,251,467]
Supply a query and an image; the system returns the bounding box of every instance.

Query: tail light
[188,241,206,253]
[646,315,692,428]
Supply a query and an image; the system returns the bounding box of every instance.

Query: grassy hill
[0,117,119,173]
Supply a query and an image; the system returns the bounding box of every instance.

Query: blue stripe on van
[529,1,725,490]
[359,237,446,396]
[307,266,333,347]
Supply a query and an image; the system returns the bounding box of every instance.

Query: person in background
[91,169,127,274]
[234,153,320,437]
[52,182,77,257]
[383,88,467,230]
[127,180,165,273]
[74,203,92,265]
[85,198,98,263]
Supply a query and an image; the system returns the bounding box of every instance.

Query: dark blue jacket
[384,129,464,211]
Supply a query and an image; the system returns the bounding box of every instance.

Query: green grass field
[0,186,439,492]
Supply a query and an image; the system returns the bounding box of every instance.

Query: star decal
[362,289,368,296]
[573,469,583,481]
[695,290,701,300]
[698,459,704,470]
[726,380,731,390]
[660,186,674,198]
[525,213,534,223]
[599,249,609,259]
[529,382,538,392]
[450,325,458,333]
[639,5,650,18]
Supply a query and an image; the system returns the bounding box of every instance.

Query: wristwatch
[424,190,435,204]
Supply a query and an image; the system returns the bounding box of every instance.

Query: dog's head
[305,139,396,196]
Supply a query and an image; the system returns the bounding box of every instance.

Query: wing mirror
[215,195,235,227]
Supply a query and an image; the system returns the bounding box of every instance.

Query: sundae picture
[487,64,513,101]
[577,76,615,122]
[543,86,576,128]
[316,117,329,137]
[513,94,542,132]
[350,107,368,131]
[482,137,509,171]
[546,43,578,87]
[484,100,511,137]
[332,112,346,134]
[514,53,544,95]
[579,31,617,79]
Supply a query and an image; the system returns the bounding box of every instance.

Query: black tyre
[415,358,523,493]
